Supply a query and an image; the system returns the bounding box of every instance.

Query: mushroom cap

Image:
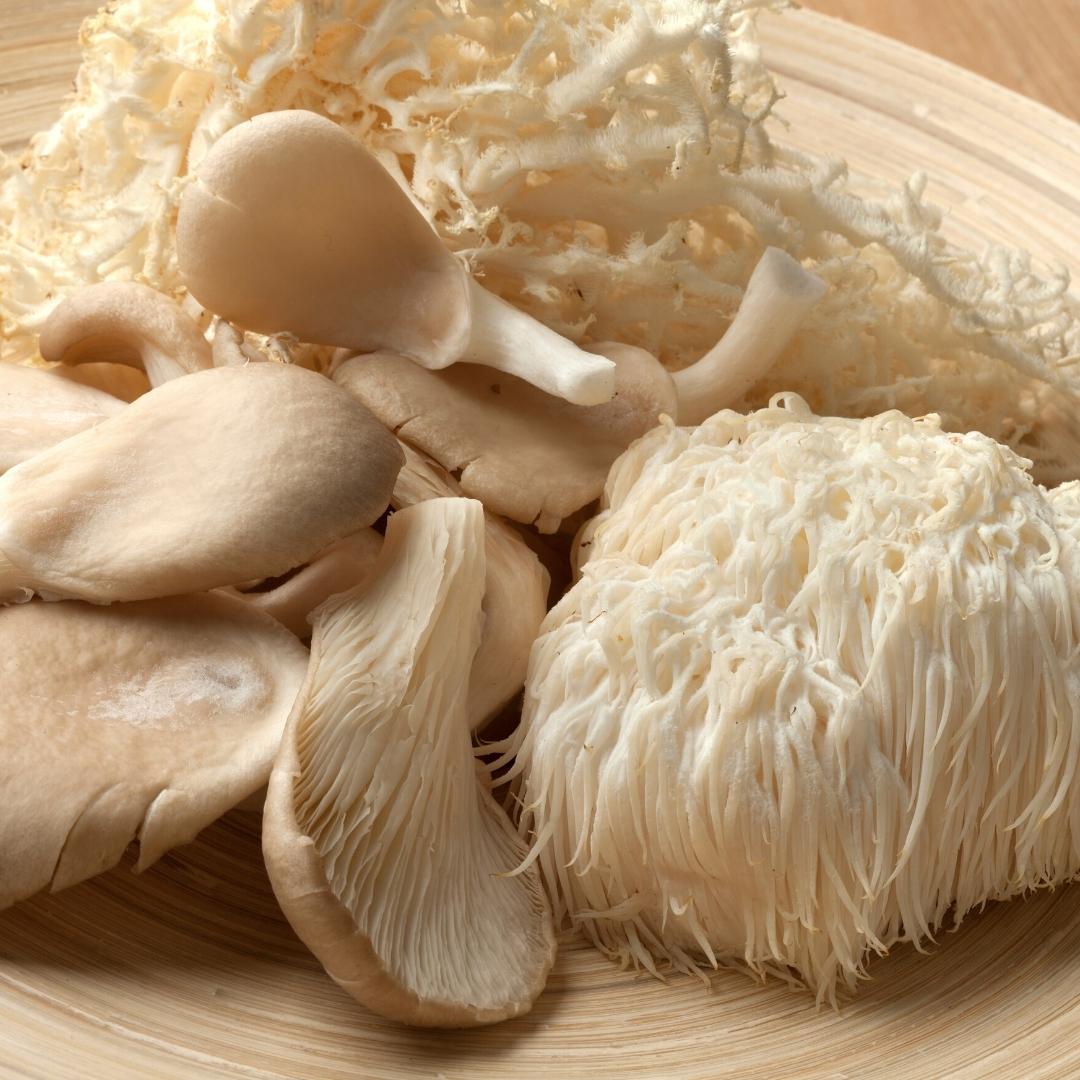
[51,361,151,402]
[237,529,383,640]
[334,342,676,532]
[0,363,404,604]
[263,498,556,1027]
[0,363,125,475]
[391,444,549,727]
[0,592,309,911]
[38,281,214,387]
[177,110,469,369]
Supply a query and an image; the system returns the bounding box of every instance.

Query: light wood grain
[2,6,1080,1080]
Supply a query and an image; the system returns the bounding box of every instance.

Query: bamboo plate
[2,6,1080,1079]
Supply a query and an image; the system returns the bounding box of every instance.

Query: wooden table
[0,0,1077,158]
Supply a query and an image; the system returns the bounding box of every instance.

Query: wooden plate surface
[1,6,1079,1079]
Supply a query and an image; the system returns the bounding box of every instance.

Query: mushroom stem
[460,279,616,406]
[672,247,827,425]
[39,282,213,387]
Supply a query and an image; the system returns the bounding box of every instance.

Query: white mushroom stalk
[0,593,308,911]
[176,111,616,407]
[263,498,556,1028]
[511,393,1080,1002]
[0,363,124,474]
[38,281,214,387]
[0,364,403,604]
[672,248,828,425]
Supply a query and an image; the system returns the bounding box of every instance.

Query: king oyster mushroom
[0,363,403,604]
[176,110,616,406]
[0,592,308,911]
[0,363,125,474]
[263,498,556,1027]
[39,281,214,387]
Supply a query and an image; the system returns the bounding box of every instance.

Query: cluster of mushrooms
[0,111,824,1026]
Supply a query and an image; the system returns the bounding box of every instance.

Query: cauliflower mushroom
[263,498,556,1027]
[0,363,403,604]
[512,393,1080,1000]
[176,110,615,407]
[38,281,213,387]
[0,363,124,474]
[335,342,676,533]
[0,592,308,911]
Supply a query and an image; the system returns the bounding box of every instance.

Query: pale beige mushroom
[392,444,549,726]
[263,498,556,1028]
[0,363,403,604]
[334,342,676,532]
[0,592,308,911]
[51,361,151,402]
[177,110,615,406]
[39,281,214,387]
[236,529,383,639]
[0,363,125,474]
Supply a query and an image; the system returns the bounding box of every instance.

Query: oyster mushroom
[263,498,556,1027]
[51,362,150,402]
[0,363,403,604]
[176,110,615,406]
[335,343,675,533]
[392,444,550,726]
[39,281,214,387]
[0,592,308,911]
[0,363,125,474]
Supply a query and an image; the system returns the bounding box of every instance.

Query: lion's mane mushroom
[511,393,1080,1002]
[392,444,550,726]
[335,343,676,532]
[263,498,556,1028]
[176,110,615,406]
[0,592,308,911]
[0,364,403,604]
[39,281,214,387]
[0,363,125,474]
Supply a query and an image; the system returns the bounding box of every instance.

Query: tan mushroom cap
[392,444,549,726]
[39,281,214,387]
[0,363,404,604]
[263,498,556,1028]
[335,342,676,532]
[237,529,383,640]
[177,110,615,406]
[51,361,151,402]
[0,593,309,911]
[0,363,125,475]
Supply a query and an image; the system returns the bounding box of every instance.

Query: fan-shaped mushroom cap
[334,342,675,532]
[237,529,383,640]
[263,498,556,1028]
[177,110,614,406]
[0,592,308,911]
[0,363,403,604]
[0,363,124,474]
[392,444,549,726]
[51,361,150,402]
[38,281,214,387]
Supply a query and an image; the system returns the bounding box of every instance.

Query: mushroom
[38,281,214,387]
[210,319,263,367]
[51,361,151,402]
[0,363,403,604]
[176,110,615,406]
[671,247,827,425]
[0,591,308,911]
[263,498,556,1027]
[0,363,125,475]
[392,443,550,726]
[236,529,383,640]
[334,342,676,532]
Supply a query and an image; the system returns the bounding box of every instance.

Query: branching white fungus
[0,364,403,604]
[511,393,1080,1000]
[177,111,616,406]
[0,363,124,474]
[39,281,213,387]
[0,592,308,911]
[263,498,556,1027]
